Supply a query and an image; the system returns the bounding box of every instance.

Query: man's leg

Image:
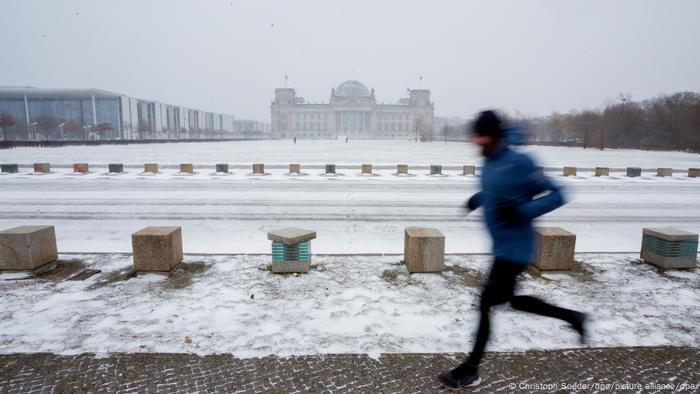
[464,260,522,367]
[438,259,523,389]
[510,295,578,323]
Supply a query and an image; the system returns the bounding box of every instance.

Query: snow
[0,253,697,357]
[1,139,699,168]
[0,160,698,254]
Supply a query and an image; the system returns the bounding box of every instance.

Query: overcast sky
[2,0,699,121]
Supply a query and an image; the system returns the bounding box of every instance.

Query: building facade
[0,87,240,141]
[270,80,434,140]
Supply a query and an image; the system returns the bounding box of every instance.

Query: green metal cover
[272,241,310,262]
[642,235,698,258]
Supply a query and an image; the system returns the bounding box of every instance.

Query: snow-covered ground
[0,253,697,357]
[1,139,699,168]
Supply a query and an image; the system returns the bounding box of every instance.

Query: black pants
[466,259,580,367]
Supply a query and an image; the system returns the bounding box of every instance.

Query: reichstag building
[270,80,434,140]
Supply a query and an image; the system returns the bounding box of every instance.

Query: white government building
[270,80,434,140]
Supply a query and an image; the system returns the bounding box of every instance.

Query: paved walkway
[1,347,698,393]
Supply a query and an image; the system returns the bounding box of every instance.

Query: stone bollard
[267,227,316,273]
[325,164,336,175]
[533,227,576,270]
[132,226,183,272]
[180,163,194,173]
[1,164,19,173]
[463,165,475,176]
[397,164,409,175]
[641,227,698,269]
[657,168,673,177]
[595,167,610,177]
[361,164,373,175]
[689,168,700,178]
[215,163,229,174]
[108,163,124,173]
[253,163,265,174]
[33,163,50,173]
[430,165,442,175]
[563,167,577,176]
[627,167,641,177]
[289,163,301,174]
[144,163,158,173]
[73,163,89,174]
[0,225,58,271]
[404,227,445,273]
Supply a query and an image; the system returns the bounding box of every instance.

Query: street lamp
[58,122,65,140]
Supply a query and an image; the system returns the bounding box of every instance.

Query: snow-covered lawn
[0,253,697,358]
[1,140,699,168]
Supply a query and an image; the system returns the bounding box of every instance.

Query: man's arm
[515,159,565,220]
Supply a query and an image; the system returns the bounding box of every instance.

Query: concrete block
[657,168,673,177]
[595,167,609,177]
[689,168,700,178]
[215,163,229,173]
[362,164,373,174]
[563,167,577,176]
[463,165,475,175]
[108,163,124,173]
[397,164,409,175]
[430,165,442,175]
[33,163,50,173]
[627,167,641,177]
[404,227,445,273]
[132,226,183,272]
[144,163,158,173]
[0,225,58,270]
[253,163,264,174]
[641,227,698,269]
[1,164,18,173]
[73,163,89,173]
[289,163,301,174]
[180,163,194,173]
[325,164,336,174]
[533,227,576,270]
[267,227,316,245]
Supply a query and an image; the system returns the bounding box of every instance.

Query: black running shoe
[437,369,481,390]
[571,312,589,345]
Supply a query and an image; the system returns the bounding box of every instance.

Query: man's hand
[464,194,479,213]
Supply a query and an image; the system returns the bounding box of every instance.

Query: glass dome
[335,80,371,98]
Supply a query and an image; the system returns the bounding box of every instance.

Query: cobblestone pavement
[0,347,698,393]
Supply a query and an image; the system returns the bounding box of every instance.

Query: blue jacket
[470,145,565,265]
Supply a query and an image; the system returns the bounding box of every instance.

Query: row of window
[290,112,411,121]
[378,113,410,121]
[379,122,411,131]
[295,112,328,120]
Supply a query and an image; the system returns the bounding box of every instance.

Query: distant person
[345,136,349,143]
[438,110,588,390]
[293,136,297,144]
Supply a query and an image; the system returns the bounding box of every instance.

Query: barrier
[595,167,610,177]
[108,163,124,173]
[463,165,475,176]
[403,227,445,273]
[33,163,50,173]
[73,163,89,174]
[0,225,58,271]
[627,167,642,177]
[132,226,183,272]
[144,163,159,173]
[267,227,316,273]
[1,164,18,173]
[563,167,577,176]
[533,227,576,270]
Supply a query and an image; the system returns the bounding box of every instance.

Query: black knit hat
[471,110,503,138]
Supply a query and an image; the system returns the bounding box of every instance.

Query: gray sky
[2,0,699,121]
